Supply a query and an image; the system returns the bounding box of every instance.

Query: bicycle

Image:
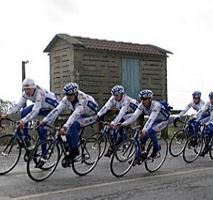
[182,122,205,163]
[169,117,193,157]
[205,131,213,160]
[110,127,168,177]
[27,124,101,182]
[0,118,39,175]
[90,120,135,159]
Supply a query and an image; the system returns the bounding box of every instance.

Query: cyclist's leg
[191,113,210,136]
[20,104,34,139]
[201,122,213,155]
[36,109,53,158]
[190,121,200,135]
[37,126,48,158]
[147,120,168,158]
[198,115,212,157]
[146,129,159,157]
[66,121,81,159]
[140,135,149,157]
[117,118,126,143]
[120,113,133,141]
[67,115,97,159]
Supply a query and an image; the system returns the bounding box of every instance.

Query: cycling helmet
[63,83,79,95]
[192,91,201,98]
[111,85,124,95]
[22,78,36,89]
[209,91,213,99]
[139,89,153,99]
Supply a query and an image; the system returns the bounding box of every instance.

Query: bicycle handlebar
[173,118,185,128]
[0,118,16,129]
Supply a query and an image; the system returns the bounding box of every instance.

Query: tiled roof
[44,34,173,56]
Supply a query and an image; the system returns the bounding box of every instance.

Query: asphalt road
[1,152,213,200]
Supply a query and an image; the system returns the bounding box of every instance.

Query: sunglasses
[140,98,149,100]
[65,93,75,96]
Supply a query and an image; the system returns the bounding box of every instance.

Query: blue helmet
[139,89,153,99]
[209,91,213,99]
[192,91,201,98]
[111,85,124,95]
[63,83,79,95]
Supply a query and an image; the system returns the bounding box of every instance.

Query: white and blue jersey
[43,90,99,128]
[6,85,59,123]
[194,101,213,123]
[97,94,139,125]
[178,99,206,117]
[122,100,169,132]
[178,99,210,123]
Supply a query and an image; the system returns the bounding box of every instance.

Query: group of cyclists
[1,77,213,164]
[173,91,213,156]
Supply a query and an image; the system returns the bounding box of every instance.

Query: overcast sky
[0,0,213,113]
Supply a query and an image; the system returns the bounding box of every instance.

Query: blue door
[122,58,140,99]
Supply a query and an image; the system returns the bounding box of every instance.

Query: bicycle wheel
[27,139,60,182]
[183,134,203,163]
[89,131,107,158]
[145,138,168,173]
[209,137,213,160]
[72,137,100,176]
[0,134,21,175]
[110,139,136,177]
[169,130,187,157]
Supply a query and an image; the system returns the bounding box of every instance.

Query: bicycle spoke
[145,138,168,173]
[0,134,21,175]
[27,139,60,182]
[72,137,100,176]
[169,130,187,157]
[183,134,203,163]
[110,139,136,177]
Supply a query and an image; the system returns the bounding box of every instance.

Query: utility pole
[22,60,29,82]
[22,60,29,108]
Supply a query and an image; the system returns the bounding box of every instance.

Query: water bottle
[61,135,70,155]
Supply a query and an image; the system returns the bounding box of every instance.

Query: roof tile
[44,34,173,56]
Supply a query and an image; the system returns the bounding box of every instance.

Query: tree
[0,99,13,114]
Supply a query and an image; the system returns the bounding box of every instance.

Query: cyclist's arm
[97,96,114,117]
[194,102,209,121]
[177,103,191,118]
[143,108,160,132]
[21,92,47,123]
[111,103,128,125]
[122,106,142,126]
[63,97,87,129]
[6,95,27,116]
[42,97,67,124]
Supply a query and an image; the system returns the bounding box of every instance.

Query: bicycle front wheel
[209,137,213,160]
[27,139,60,182]
[110,139,136,177]
[0,134,21,175]
[89,131,107,159]
[145,138,168,173]
[169,130,187,157]
[183,134,203,163]
[72,137,100,176]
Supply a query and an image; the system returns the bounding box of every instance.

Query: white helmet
[22,78,36,89]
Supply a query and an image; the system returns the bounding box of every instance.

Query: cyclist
[0,78,59,146]
[39,82,99,161]
[190,91,213,156]
[117,89,170,159]
[173,91,210,135]
[97,85,139,157]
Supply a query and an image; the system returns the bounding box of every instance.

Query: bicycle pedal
[61,157,72,168]
[132,158,141,166]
